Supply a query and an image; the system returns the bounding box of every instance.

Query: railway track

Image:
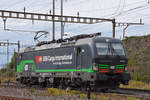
[112,88,150,95]
[109,88,150,99]
[119,88,150,94]
[1,82,150,95]
[0,96,35,100]
[0,83,150,100]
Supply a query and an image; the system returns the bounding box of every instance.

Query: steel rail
[0,96,35,100]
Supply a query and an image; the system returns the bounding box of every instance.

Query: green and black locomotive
[16,33,130,90]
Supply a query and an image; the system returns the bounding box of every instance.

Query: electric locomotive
[16,33,130,90]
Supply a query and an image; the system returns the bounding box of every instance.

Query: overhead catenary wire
[99,2,150,18]
[69,0,147,22]
[65,0,149,38]
[78,0,146,13]
[118,7,150,21]
[0,0,28,10]
[66,1,148,35]
[111,0,122,17]
[120,0,126,15]
[113,3,150,18]
[0,0,149,38]
[114,0,150,17]
[5,28,37,33]
[62,2,148,37]
[63,0,88,7]
[107,0,126,18]
[0,27,37,35]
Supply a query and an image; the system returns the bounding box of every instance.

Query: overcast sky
[0,0,150,67]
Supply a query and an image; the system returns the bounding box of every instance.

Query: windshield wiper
[110,43,120,57]
[106,43,111,57]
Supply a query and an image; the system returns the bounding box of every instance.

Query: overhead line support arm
[0,10,116,38]
[0,10,113,24]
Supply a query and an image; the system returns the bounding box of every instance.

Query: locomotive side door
[24,63,33,72]
[76,47,84,70]
[24,63,34,76]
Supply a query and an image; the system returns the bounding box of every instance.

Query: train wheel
[66,86,71,91]
[80,82,90,92]
[59,83,64,89]
[100,88,110,93]
[59,79,65,89]
[26,81,32,87]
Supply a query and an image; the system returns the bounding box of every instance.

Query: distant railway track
[0,96,35,100]
[112,88,150,95]
[0,82,47,91]
[0,82,26,88]
[119,88,150,95]
[1,83,150,99]
[110,88,150,99]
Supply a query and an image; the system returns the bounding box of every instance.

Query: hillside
[123,34,150,82]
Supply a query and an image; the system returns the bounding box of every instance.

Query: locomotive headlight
[93,63,98,71]
[125,67,128,71]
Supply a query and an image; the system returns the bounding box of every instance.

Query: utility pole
[13,49,16,73]
[116,19,144,39]
[112,19,116,38]
[52,0,55,41]
[18,40,20,52]
[61,0,64,39]
[123,24,129,39]
[6,40,9,80]
[2,17,7,30]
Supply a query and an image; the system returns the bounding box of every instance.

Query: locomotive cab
[90,37,131,88]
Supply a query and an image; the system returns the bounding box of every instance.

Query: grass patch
[0,77,16,83]
[35,88,80,96]
[120,80,150,90]
[31,88,147,100]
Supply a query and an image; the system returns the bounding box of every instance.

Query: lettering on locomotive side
[35,54,73,65]
[43,54,73,62]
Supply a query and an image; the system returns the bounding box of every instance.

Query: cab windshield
[95,42,126,56]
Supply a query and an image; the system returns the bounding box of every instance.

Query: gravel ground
[0,87,88,100]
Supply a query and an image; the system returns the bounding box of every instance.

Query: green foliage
[79,93,87,99]
[123,36,138,41]
[121,80,150,90]
[123,34,150,82]
[44,88,79,96]
[128,54,139,66]
[0,52,18,78]
[123,34,150,42]
[142,48,149,55]
[126,97,140,100]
